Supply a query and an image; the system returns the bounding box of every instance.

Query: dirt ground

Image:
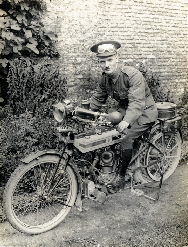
[0,161,188,247]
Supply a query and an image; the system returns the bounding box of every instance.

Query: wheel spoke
[51,195,71,207]
[147,160,158,167]
[53,198,71,207]
[48,173,70,197]
[37,200,39,225]
[151,143,163,154]
[13,195,38,215]
[42,163,61,194]
[38,164,43,184]
[165,155,178,159]
[45,201,58,217]
[33,166,39,188]
[5,157,77,234]
[40,163,51,191]
[168,143,178,151]
[148,154,160,157]
[40,164,54,192]
[146,131,181,181]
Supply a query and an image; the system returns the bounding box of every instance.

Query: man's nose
[105,61,109,67]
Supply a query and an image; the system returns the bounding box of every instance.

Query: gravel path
[0,161,188,247]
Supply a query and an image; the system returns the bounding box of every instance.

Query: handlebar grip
[56,127,72,133]
[74,107,100,117]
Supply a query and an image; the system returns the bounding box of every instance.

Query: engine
[92,144,122,185]
[100,151,114,173]
[80,145,121,201]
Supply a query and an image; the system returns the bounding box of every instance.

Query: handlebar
[54,101,126,132]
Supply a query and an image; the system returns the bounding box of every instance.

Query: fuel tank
[74,129,124,153]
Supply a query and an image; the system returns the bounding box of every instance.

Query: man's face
[98,55,118,75]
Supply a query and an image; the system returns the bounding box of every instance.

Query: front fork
[56,144,84,210]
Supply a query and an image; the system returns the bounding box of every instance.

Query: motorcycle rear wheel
[134,130,182,186]
[3,155,77,234]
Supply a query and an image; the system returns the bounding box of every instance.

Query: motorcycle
[3,99,182,234]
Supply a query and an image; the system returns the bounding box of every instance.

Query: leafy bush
[0,0,59,101]
[0,57,67,184]
[6,57,67,116]
[0,106,60,184]
[177,88,188,141]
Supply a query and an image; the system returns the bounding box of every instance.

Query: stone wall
[42,0,188,103]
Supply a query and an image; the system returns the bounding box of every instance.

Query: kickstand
[155,173,163,201]
[130,173,164,201]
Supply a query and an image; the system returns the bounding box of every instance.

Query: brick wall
[42,0,188,104]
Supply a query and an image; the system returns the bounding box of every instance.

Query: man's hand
[98,113,107,121]
[117,120,129,134]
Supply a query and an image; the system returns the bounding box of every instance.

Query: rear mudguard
[178,128,183,143]
[21,149,82,197]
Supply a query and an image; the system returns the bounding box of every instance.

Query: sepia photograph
[0,0,188,246]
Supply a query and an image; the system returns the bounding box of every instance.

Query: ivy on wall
[0,0,59,100]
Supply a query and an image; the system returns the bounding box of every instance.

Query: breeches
[121,121,154,150]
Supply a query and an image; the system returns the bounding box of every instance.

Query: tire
[134,128,182,186]
[3,155,78,234]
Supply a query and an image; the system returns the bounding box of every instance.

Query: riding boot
[119,149,133,177]
[107,149,132,193]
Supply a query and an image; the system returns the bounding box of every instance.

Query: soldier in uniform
[89,41,158,191]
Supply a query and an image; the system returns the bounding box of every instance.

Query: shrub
[177,88,188,141]
[6,57,67,116]
[0,106,61,185]
[0,57,67,184]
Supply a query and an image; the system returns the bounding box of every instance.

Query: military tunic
[90,65,158,149]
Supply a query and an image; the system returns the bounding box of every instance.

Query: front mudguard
[21,149,61,163]
[21,149,82,202]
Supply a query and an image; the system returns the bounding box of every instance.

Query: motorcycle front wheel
[134,130,182,186]
[3,154,78,234]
